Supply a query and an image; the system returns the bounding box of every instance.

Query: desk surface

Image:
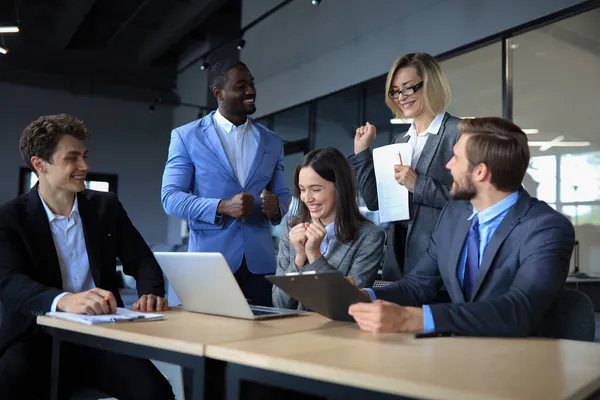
[206,325,600,400]
[37,308,346,357]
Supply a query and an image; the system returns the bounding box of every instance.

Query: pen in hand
[398,151,404,166]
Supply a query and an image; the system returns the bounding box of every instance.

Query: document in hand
[46,307,164,325]
[372,143,413,223]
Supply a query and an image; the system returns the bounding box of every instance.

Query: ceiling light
[311,0,322,5]
[528,136,591,151]
[390,118,412,124]
[523,129,539,134]
[236,39,246,51]
[200,61,209,71]
[390,116,475,124]
[0,46,7,55]
[0,26,19,33]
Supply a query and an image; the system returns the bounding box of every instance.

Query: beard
[450,178,477,201]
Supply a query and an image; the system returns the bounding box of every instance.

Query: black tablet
[267,271,371,322]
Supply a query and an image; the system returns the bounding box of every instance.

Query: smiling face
[33,134,89,194]
[218,65,257,117]
[390,66,424,119]
[298,166,336,225]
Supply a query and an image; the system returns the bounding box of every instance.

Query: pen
[397,151,404,166]
[103,296,114,313]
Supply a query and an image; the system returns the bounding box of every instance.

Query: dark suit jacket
[374,189,575,337]
[349,113,460,278]
[0,187,165,355]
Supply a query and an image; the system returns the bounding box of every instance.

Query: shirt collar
[214,109,251,134]
[468,191,520,225]
[404,112,446,138]
[39,193,79,223]
[324,222,336,240]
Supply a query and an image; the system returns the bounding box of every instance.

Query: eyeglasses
[388,81,424,99]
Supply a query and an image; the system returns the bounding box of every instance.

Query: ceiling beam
[48,0,97,49]
[136,0,228,65]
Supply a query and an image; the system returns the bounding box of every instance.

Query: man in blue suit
[161,60,292,307]
[349,117,575,337]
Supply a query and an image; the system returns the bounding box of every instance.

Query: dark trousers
[0,336,174,400]
[234,257,273,307]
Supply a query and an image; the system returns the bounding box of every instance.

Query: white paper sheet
[46,307,164,325]
[372,143,413,223]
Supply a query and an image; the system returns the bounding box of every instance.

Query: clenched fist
[354,122,377,155]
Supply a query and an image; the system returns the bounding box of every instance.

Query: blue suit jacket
[374,189,575,337]
[161,111,292,274]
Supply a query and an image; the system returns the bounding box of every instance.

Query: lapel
[326,239,353,274]
[25,186,62,287]
[76,192,104,287]
[414,112,450,174]
[243,123,266,190]
[471,189,532,299]
[446,203,472,303]
[202,112,238,183]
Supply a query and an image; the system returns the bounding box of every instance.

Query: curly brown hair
[20,114,90,174]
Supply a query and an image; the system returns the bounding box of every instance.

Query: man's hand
[261,189,280,219]
[57,288,117,315]
[354,122,377,155]
[305,219,327,263]
[348,300,424,333]
[394,165,417,193]
[218,192,254,219]
[132,294,169,312]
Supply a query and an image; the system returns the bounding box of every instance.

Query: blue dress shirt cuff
[51,292,70,312]
[422,304,436,333]
[364,288,376,301]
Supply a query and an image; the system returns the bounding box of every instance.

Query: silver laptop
[154,252,302,320]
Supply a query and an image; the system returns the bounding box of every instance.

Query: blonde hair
[384,52,451,119]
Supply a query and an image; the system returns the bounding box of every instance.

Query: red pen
[398,151,404,166]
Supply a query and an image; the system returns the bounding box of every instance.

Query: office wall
[241,0,587,117]
[0,82,173,244]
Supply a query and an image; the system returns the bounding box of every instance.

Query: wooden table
[206,324,600,400]
[37,308,346,400]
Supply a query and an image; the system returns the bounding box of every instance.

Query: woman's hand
[394,165,417,192]
[305,219,327,263]
[354,122,377,155]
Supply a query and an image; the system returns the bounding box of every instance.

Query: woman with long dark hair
[273,148,385,310]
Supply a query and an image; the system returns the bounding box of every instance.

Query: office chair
[539,288,596,342]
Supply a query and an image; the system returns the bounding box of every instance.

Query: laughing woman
[272,148,385,310]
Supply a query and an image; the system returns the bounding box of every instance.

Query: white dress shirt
[39,195,96,312]
[403,112,445,167]
[213,109,260,187]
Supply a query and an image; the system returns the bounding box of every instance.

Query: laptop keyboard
[252,309,279,316]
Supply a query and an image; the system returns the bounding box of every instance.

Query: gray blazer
[374,190,575,337]
[272,220,385,310]
[349,113,460,278]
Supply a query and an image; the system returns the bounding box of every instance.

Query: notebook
[46,307,164,325]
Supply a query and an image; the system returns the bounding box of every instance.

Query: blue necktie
[463,215,480,300]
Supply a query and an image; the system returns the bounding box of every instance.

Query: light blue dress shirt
[366,191,519,333]
[39,194,96,312]
[213,109,260,187]
[319,222,336,257]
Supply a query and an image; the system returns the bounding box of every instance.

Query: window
[364,76,397,149]
[441,42,503,118]
[272,105,309,142]
[19,167,118,195]
[315,87,359,156]
[513,8,600,276]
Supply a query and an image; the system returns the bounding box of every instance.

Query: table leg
[49,335,61,400]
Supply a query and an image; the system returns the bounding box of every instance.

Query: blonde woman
[349,52,460,280]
